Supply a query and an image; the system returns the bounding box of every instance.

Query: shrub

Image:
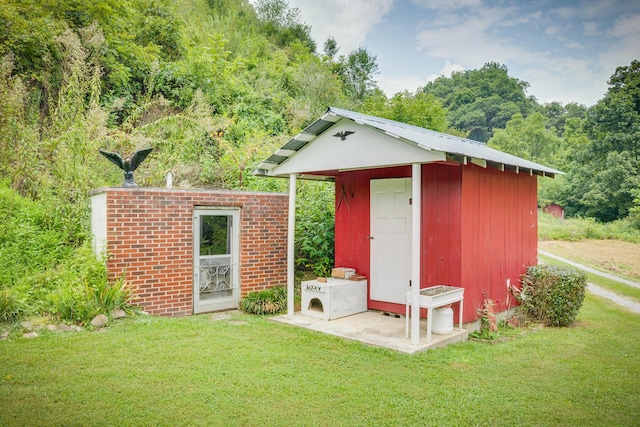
[295,181,335,277]
[45,247,132,324]
[519,265,588,326]
[0,289,25,323]
[239,286,287,315]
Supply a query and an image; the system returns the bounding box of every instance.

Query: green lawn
[1,296,639,426]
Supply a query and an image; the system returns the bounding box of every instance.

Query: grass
[538,239,640,281]
[538,213,640,243]
[1,296,639,426]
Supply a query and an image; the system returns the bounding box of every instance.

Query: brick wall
[91,187,289,316]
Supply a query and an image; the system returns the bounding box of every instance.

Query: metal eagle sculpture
[99,147,153,187]
[333,131,355,140]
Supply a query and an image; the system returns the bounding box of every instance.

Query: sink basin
[417,285,464,308]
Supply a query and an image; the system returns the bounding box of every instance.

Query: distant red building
[543,203,565,219]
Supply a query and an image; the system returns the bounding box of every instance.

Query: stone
[0,331,9,340]
[58,324,74,332]
[46,324,58,331]
[22,332,38,339]
[72,325,84,332]
[90,314,109,329]
[20,321,34,332]
[110,309,126,319]
[211,313,232,321]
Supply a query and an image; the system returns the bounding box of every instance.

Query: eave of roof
[254,107,563,179]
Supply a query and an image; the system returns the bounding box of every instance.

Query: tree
[422,62,536,142]
[558,59,640,222]
[362,90,448,132]
[538,101,588,136]
[586,90,640,169]
[253,0,315,51]
[488,112,562,166]
[566,151,639,222]
[336,46,379,100]
[322,36,338,60]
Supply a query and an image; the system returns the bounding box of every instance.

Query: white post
[287,174,297,317]
[411,164,422,345]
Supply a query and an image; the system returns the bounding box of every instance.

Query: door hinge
[409,280,412,287]
[409,198,412,205]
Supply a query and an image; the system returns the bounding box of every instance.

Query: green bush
[295,181,335,277]
[239,286,287,315]
[44,247,132,324]
[520,265,588,326]
[0,289,25,323]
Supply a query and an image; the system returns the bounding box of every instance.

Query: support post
[411,164,421,345]
[287,174,297,317]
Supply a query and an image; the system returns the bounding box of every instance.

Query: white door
[370,178,412,304]
[193,208,240,313]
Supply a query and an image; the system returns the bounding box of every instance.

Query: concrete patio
[271,311,469,355]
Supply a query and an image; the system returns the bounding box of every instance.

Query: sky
[284,0,640,106]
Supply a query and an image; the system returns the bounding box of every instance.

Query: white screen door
[193,208,240,313]
[370,178,412,304]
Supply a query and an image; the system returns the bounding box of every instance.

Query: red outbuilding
[543,203,565,219]
[255,107,561,345]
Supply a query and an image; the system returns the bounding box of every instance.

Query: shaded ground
[538,239,640,280]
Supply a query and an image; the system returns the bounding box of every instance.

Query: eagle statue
[99,147,153,187]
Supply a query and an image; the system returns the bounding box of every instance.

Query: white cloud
[287,0,395,53]
[414,5,523,67]
[378,60,464,97]
[564,41,583,49]
[521,58,608,105]
[409,0,482,11]
[377,74,429,96]
[597,14,640,84]
[545,26,561,36]
[583,21,600,35]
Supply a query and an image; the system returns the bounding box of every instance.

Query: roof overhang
[254,107,563,180]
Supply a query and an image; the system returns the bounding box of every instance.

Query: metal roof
[254,106,563,179]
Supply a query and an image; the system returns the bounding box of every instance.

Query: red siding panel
[460,165,538,321]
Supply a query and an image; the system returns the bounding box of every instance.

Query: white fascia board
[470,157,487,168]
[269,119,446,176]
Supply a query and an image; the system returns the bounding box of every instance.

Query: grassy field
[539,239,640,281]
[1,296,639,427]
[538,253,640,302]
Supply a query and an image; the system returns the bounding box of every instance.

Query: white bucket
[432,306,454,335]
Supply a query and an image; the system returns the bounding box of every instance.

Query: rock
[110,309,126,319]
[211,313,232,321]
[46,324,58,331]
[20,321,34,332]
[0,331,9,340]
[72,325,83,332]
[90,314,109,329]
[58,324,74,332]
[22,332,38,339]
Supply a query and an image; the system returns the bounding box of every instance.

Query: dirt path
[538,239,640,280]
[587,284,640,313]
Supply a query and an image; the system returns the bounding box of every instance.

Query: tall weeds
[538,212,640,243]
